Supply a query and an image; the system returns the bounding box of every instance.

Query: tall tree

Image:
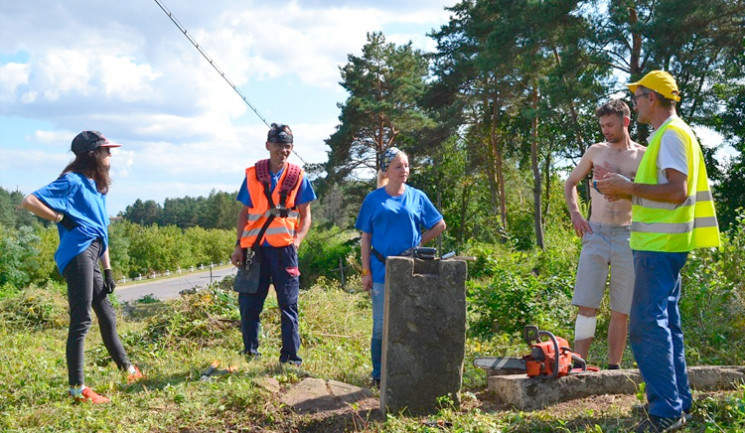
[590,0,745,141]
[121,199,162,226]
[431,0,600,248]
[324,32,432,181]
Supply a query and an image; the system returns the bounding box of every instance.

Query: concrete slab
[280,378,374,413]
[254,377,281,394]
[488,365,745,411]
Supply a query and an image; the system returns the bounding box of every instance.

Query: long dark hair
[60,148,111,194]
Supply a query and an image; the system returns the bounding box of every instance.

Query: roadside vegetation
[2,0,744,429]
[2,213,744,432]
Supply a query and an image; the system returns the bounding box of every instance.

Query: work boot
[634,414,685,433]
[632,403,692,422]
[280,359,302,368]
[71,387,110,404]
[126,365,145,383]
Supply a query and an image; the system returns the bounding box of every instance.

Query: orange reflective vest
[240,163,304,248]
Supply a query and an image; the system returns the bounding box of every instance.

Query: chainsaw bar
[473,357,527,375]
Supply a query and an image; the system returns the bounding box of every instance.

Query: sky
[0,0,457,215]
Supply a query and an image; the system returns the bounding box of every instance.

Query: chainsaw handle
[524,325,540,346]
[571,353,587,371]
[537,330,561,380]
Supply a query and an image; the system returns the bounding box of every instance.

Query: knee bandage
[574,314,597,340]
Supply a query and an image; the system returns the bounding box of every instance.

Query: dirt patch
[295,396,383,433]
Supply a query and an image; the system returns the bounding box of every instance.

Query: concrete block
[488,365,745,411]
[380,257,468,415]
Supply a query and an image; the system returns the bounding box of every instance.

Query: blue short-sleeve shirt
[355,185,443,283]
[32,173,110,274]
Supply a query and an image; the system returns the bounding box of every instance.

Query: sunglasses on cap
[268,123,293,144]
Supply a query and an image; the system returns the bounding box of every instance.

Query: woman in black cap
[21,130,143,404]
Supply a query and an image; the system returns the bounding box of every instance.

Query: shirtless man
[564,99,645,369]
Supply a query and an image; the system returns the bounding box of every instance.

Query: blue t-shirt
[236,165,317,247]
[355,185,443,283]
[32,172,110,274]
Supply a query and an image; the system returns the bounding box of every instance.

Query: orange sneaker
[72,387,111,404]
[126,365,144,383]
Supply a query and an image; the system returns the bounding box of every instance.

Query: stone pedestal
[487,365,745,410]
[380,257,468,415]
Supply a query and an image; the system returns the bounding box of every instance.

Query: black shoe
[632,404,692,422]
[279,355,302,367]
[240,350,261,359]
[634,414,686,433]
[373,378,380,389]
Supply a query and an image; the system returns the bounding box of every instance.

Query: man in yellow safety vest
[597,70,720,433]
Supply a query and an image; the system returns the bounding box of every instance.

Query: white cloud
[0,62,29,102]
[0,0,458,213]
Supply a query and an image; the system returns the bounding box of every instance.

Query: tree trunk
[489,98,508,238]
[548,45,582,221]
[628,8,649,143]
[531,87,545,249]
[543,147,551,224]
[458,178,471,245]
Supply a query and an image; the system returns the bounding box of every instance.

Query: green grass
[2,279,745,432]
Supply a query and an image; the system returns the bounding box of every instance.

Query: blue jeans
[371,282,385,380]
[238,245,301,363]
[629,250,690,419]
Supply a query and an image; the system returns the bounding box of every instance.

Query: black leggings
[62,239,130,386]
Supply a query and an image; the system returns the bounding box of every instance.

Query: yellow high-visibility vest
[630,117,720,252]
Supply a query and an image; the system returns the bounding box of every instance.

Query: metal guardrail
[118,261,230,284]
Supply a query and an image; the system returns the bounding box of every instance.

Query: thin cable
[153,0,269,127]
[153,0,310,165]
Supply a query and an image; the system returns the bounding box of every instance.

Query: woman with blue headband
[355,146,446,388]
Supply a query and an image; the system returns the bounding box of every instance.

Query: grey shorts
[572,222,635,315]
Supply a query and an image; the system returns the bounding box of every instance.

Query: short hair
[652,91,676,109]
[595,99,630,119]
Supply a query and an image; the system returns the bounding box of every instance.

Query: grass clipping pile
[0,286,68,330]
[141,285,240,347]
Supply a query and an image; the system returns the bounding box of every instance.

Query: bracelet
[361,268,370,277]
[593,180,600,193]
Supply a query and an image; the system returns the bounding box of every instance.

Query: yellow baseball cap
[627,70,681,102]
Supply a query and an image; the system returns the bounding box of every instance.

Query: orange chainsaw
[474,325,588,379]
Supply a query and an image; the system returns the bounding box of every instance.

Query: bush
[465,244,574,339]
[297,226,359,289]
[680,211,745,364]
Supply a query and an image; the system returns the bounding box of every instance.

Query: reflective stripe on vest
[240,164,304,248]
[629,117,720,252]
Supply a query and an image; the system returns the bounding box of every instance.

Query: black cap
[71,131,121,155]
[267,123,293,144]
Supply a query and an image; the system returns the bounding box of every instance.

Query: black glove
[58,213,78,231]
[103,268,116,294]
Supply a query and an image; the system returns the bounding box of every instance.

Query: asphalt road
[114,265,237,303]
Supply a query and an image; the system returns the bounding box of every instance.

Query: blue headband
[379,147,401,172]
